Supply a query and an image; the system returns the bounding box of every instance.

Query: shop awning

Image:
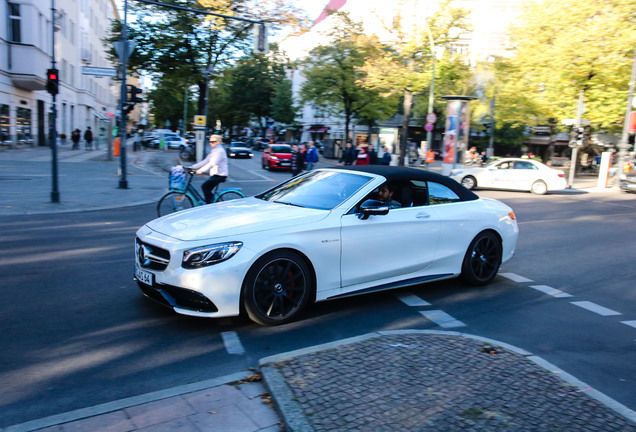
[306,126,330,132]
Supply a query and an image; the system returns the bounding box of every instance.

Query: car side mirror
[358,199,390,220]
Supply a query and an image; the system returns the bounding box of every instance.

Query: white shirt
[191,145,228,176]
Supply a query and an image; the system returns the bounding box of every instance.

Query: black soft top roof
[331,165,479,201]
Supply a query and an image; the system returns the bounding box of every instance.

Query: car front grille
[137,281,218,313]
[136,237,170,271]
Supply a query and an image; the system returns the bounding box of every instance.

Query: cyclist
[191,134,229,204]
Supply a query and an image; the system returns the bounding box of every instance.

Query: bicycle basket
[169,166,186,190]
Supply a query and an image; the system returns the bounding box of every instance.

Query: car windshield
[256,170,372,210]
[272,146,292,153]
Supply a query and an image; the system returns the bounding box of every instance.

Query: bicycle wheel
[157,192,195,217]
[215,190,245,202]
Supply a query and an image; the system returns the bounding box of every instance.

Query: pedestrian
[424,149,435,165]
[368,144,378,165]
[191,134,229,204]
[355,145,369,165]
[339,142,357,165]
[290,143,305,176]
[71,128,81,150]
[380,146,392,165]
[133,130,140,152]
[304,141,319,171]
[84,127,93,150]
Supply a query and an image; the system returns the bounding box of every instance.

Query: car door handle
[416,212,431,219]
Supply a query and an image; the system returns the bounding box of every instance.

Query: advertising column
[441,96,476,176]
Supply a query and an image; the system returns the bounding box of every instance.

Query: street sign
[562,118,590,126]
[425,123,434,132]
[194,115,206,126]
[82,66,117,77]
[426,113,437,123]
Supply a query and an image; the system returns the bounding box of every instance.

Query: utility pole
[568,90,585,188]
[488,93,495,157]
[118,0,129,189]
[424,18,435,152]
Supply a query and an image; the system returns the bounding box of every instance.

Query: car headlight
[182,242,243,269]
[270,155,279,160]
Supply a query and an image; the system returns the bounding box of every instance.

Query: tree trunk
[400,90,413,167]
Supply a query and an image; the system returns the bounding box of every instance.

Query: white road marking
[620,320,636,329]
[419,310,466,328]
[500,273,533,283]
[529,285,573,298]
[221,331,245,355]
[571,301,622,316]
[396,293,431,307]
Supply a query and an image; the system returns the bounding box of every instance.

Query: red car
[262,144,293,170]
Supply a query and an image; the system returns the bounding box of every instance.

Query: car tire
[243,251,313,326]
[460,231,502,286]
[531,180,548,195]
[461,175,477,190]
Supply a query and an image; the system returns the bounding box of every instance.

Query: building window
[16,107,32,144]
[8,2,21,43]
[0,105,10,143]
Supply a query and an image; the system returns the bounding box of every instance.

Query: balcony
[5,42,49,91]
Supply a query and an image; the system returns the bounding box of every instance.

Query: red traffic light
[46,68,59,95]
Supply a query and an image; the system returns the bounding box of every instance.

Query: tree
[359,0,471,165]
[105,0,308,122]
[300,12,397,149]
[490,0,636,159]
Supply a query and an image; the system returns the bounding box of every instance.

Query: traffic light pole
[49,0,59,202]
[118,0,129,189]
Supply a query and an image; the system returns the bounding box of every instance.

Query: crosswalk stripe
[419,310,466,328]
[221,331,245,355]
[500,272,533,283]
[396,293,431,307]
[529,285,573,298]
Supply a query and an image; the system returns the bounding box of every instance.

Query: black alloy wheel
[244,251,312,325]
[461,231,502,286]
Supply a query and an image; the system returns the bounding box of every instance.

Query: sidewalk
[2,146,633,431]
[5,331,636,432]
[0,144,178,216]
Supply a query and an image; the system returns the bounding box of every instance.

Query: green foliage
[359,0,472,163]
[300,12,399,142]
[103,0,309,118]
[496,0,636,132]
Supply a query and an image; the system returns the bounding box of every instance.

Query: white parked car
[134,166,519,325]
[450,158,567,194]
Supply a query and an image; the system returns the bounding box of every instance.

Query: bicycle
[157,167,245,217]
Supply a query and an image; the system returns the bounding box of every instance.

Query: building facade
[1,0,120,148]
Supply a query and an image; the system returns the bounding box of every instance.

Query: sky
[115,0,328,24]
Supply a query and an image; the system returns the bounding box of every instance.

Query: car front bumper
[134,231,251,318]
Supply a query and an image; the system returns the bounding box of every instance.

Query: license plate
[280,162,290,166]
[135,265,154,285]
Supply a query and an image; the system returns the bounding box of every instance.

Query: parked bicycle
[157,167,245,217]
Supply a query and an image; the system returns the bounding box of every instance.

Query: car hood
[145,197,329,241]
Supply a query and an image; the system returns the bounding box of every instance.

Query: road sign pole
[568,90,585,188]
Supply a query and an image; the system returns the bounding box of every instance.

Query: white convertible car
[135,166,518,326]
